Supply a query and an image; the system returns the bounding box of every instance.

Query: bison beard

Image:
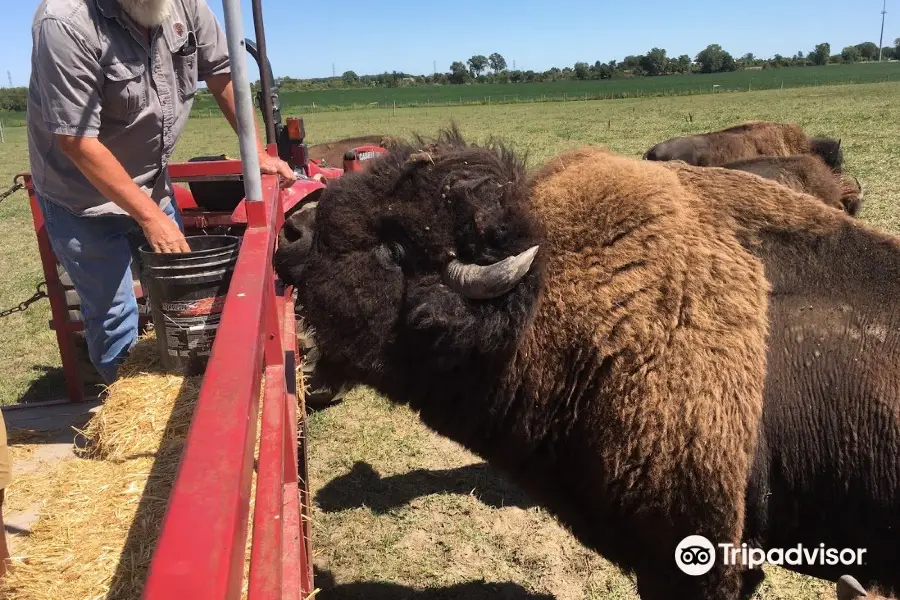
[274,126,900,599]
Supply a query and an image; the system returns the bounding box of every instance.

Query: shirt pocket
[102,60,148,121]
[173,41,199,104]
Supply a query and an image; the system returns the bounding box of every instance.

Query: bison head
[810,136,844,172]
[273,125,545,397]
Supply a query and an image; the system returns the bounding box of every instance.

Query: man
[27,0,296,384]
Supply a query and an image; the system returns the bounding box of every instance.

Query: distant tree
[696,44,724,73]
[448,61,469,84]
[573,61,591,80]
[622,55,643,71]
[341,70,358,86]
[675,54,692,73]
[640,47,668,75]
[721,52,738,71]
[488,53,507,72]
[841,45,861,62]
[740,52,756,66]
[812,42,830,65]
[884,46,897,60]
[856,42,879,60]
[467,55,489,78]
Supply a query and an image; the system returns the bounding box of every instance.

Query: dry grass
[0,332,263,600]
[3,81,899,405]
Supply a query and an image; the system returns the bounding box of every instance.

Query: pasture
[203,61,900,112]
[0,80,898,598]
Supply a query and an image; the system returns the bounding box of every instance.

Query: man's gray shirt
[27,0,231,216]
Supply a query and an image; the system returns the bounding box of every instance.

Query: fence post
[0,120,4,144]
[392,100,396,116]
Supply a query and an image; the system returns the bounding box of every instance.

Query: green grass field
[1,62,898,127]
[254,61,900,112]
[0,81,898,598]
[1,80,898,406]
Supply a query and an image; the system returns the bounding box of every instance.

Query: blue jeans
[37,195,184,384]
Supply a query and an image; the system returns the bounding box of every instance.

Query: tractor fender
[306,161,344,180]
[228,177,325,224]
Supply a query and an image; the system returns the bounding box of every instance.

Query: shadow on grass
[312,567,556,599]
[314,460,536,514]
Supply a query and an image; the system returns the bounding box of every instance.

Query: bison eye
[375,242,405,271]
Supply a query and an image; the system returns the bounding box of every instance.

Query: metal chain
[0,176,24,204]
[0,282,48,319]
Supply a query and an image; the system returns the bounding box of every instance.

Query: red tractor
[17,33,389,409]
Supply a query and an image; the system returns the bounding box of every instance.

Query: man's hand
[139,210,192,253]
[259,151,297,189]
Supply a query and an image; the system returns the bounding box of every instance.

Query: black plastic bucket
[138,235,242,375]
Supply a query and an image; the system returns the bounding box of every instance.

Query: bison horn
[444,245,540,300]
[855,176,865,199]
[836,575,868,600]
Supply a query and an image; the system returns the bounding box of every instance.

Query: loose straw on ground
[0,331,302,600]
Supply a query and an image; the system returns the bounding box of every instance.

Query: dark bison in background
[643,121,844,171]
[274,125,899,600]
[721,154,864,216]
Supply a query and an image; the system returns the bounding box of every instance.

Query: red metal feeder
[14,0,393,596]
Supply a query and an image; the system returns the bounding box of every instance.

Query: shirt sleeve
[194,0,231,79]
[32,18,103,137]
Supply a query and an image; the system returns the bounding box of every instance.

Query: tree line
[1,39,898,111]
[274,39,900,92]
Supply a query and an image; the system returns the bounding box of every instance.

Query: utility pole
[513,59,516,70]
[6,71,11,87]
[879,0,888,61]
[332,63,335,77]
[433,60,436,75]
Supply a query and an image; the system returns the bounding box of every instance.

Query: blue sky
[0,0,894,85]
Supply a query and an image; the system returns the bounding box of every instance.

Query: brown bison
[643,121,844,171]
[721,154,864,216]
[307,134,404,169]
[274,126,899,599]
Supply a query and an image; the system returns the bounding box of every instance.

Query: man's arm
[205,73,297,189]
[191,0,296,189]
[34,18,188,252]
[56,137,189,252]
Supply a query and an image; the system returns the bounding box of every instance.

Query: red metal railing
[141,170,313,599]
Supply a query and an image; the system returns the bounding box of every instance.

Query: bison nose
[280,201,318,256]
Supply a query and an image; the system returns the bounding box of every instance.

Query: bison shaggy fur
[643,121,844,171]
[721,154,864,216]
[274,126,899,599]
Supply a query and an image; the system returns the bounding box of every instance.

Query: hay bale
[0,331,297,600]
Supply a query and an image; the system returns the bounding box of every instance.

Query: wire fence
[1,72,899,128]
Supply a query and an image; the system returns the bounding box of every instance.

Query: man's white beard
[118,0,173,27]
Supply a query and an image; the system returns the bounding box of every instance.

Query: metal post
[251,0,276,145]
[221,0,263,203]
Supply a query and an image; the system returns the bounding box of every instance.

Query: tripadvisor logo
[675,535,867,576]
